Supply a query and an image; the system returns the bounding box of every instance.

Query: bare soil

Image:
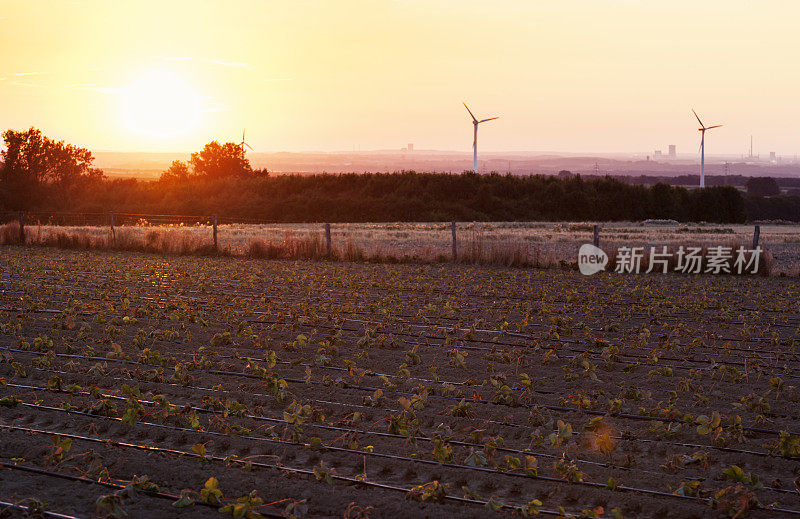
[1,246,799,518]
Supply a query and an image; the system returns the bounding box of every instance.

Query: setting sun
[120,70,202,138]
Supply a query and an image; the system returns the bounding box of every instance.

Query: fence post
[593,224,599,247]
[451,221,457,261]
[109,211,116,247]
[18,211,25,244]
[324,223,331,257]
[212,215,218,250]
[752,225,760,249]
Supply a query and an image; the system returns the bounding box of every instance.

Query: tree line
[2,127,798,223]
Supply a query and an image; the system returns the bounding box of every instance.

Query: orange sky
[2,1,799,156]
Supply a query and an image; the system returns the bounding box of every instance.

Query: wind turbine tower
[239,129,253,160]
[692,109,722,188]
[463,103,499,174]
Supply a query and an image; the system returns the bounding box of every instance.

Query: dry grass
[21,225,219,256]
[2,220,794,275]
[458,233,559,269]
[0,222,23,245]
[248,231,327,260]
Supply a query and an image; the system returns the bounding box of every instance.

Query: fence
[0,211,771,269]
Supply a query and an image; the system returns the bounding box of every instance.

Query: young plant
[218,491,264,518]
[407,481,448,503]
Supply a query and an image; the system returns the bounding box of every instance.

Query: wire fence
[0,210,793,274]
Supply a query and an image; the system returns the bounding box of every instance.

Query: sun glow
[121,70,202,138]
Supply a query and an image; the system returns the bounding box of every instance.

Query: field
[8,220,800,274]
[1,246,800,518]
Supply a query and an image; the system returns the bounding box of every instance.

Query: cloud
[14,72,43,76]
[66,83,118,93]
[10,81,42,88]
[211,60,250,69]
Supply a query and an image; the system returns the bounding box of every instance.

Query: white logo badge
[578,244,608,275]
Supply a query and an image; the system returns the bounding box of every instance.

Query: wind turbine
[692,109,722,188]
[238,129,253,160]
[463,103,499,174]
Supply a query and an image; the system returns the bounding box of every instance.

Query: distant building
[668,145,676,158]
[654,150,662,159]
[408,143,414,152]
[770,151,776,162]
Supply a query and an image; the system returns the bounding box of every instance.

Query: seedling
[407,481,448,503]
[219,490,264,518]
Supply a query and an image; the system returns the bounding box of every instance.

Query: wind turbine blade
[478,117,499,123]
[691,109,705,128]
[706,125,723,129]
[463,102,477,122]
[245,143,254,151]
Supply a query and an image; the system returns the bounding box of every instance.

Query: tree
[649,182,680,219]
[189,141,252,179]
[1,127,104,210]
[745,177,780,197]
[160,160,190,183]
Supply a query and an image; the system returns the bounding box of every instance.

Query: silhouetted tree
[189,141,252,179]
[649,182,681,219]
[1,127,104,210]
[745,177,780,197]
[160,160,190,183]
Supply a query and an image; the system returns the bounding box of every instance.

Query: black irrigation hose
[5,345,799,436]
[5,383,636,473]
[0,500,79,519]
[241,317,800,377]
[8,276,798,341]
[8,365,785,461]
[35,340,798,423]
[0,462,246,516]
[7,272,800,339]
[5,366,786,461]
[1,410,778,515]
[6,280,790,350]
[5,318,794,396]
[7,386,800,515]
[6,308,800,385]
[11,382,800,499]
[4,288,799,362]
[17,325,761,412]
[0,422,568,517]
[12,400,629,489]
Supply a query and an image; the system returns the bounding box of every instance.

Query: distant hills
[92,150,800,180]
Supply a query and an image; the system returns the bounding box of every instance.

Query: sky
[1,0,799,156]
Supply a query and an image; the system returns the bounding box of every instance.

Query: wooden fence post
[593,224,599,247]
[212,215,218,250]
[18,211,25,244]
[109,211,116,247]
[324,223,331,256]
[451,221,457,261]
[752,225,760,249]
